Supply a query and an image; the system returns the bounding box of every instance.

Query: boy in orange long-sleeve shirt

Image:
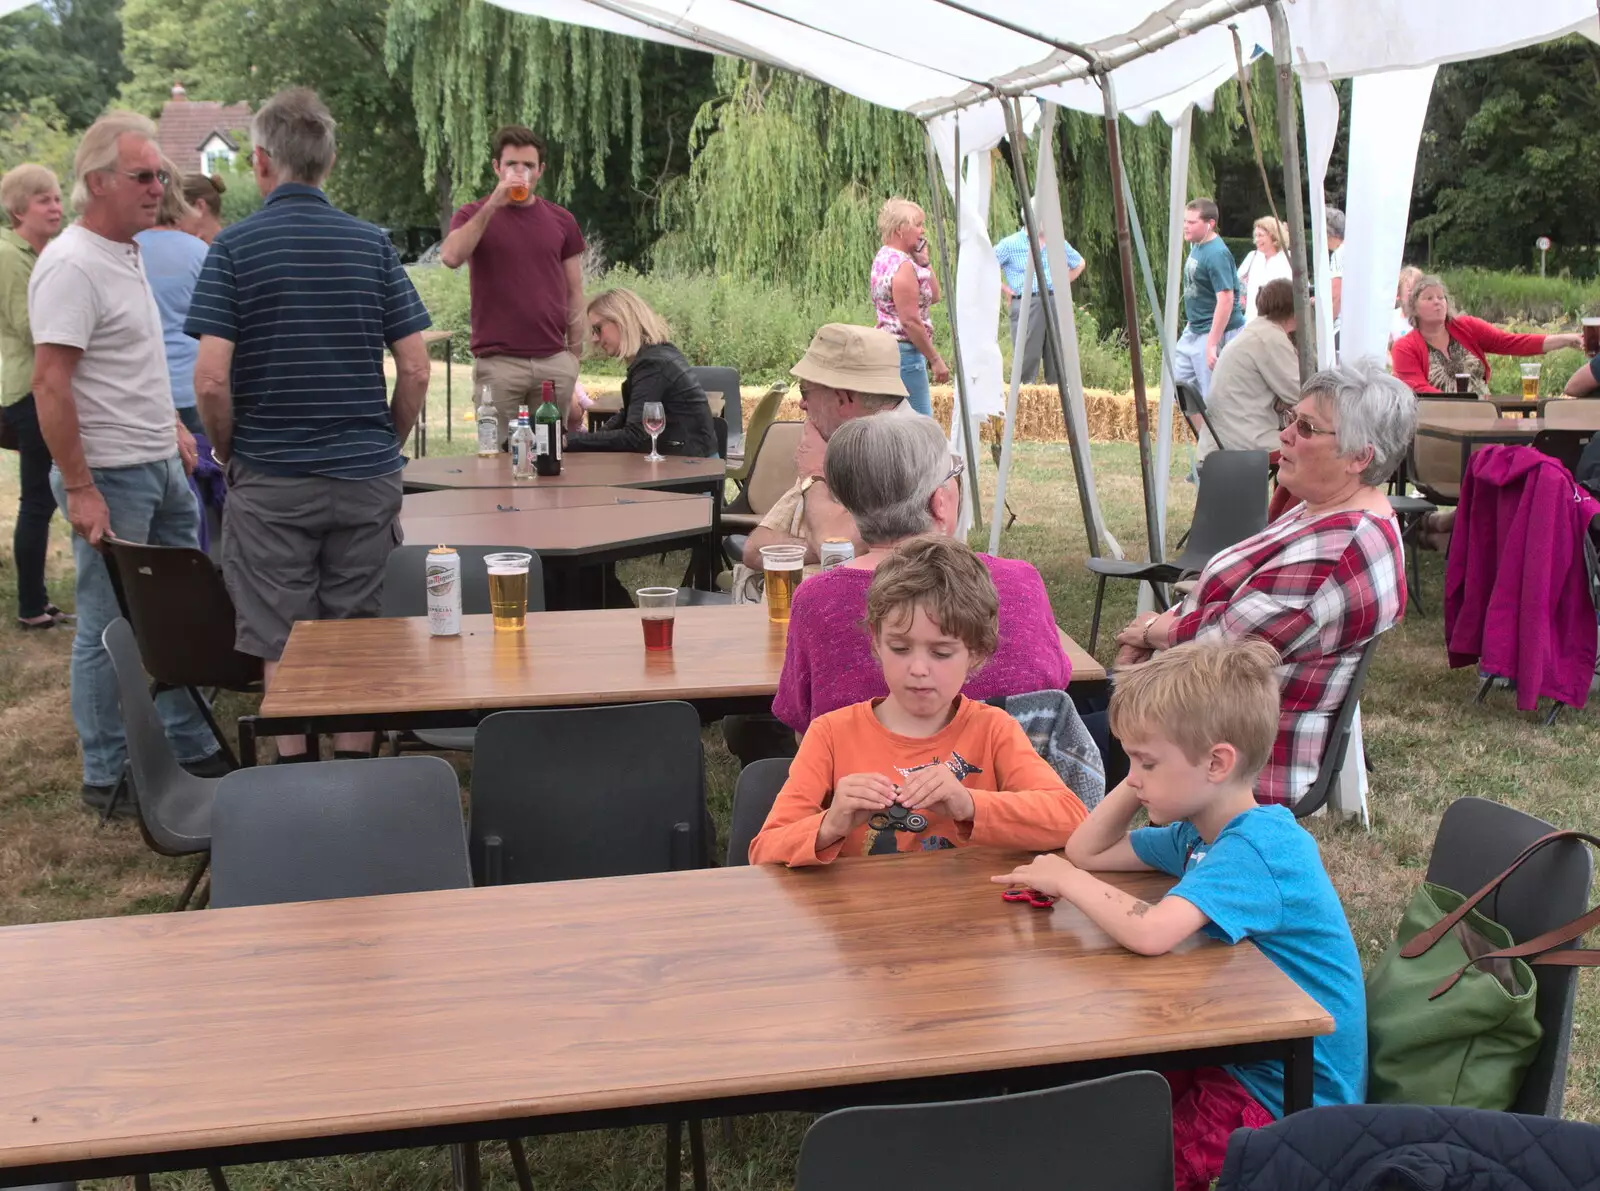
[749,536,1087,866]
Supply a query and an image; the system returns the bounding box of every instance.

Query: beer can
[425,545,461,637]
[820,538,854,570]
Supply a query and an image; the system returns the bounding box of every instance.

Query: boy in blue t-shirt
[994,637,1365,1191]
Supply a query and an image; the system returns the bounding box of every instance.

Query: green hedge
[406,263,1148,391]
[1436,268,1600,325]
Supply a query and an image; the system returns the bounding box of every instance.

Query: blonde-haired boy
[995,638,1365,1191]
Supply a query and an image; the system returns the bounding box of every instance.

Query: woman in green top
[0,164,65,628]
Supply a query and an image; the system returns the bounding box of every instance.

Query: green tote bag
[1367,829,1600,1110]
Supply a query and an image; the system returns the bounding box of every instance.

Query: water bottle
[476,385,499,457]
[509,405,535,480]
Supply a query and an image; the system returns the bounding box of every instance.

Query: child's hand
[991,853,1082,901]
[818,773,896,849]
[897,765,975,822]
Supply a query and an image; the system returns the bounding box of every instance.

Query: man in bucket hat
[740,323,917,569]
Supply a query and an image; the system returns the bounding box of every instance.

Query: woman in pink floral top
[773,415,1069,733]
[870,198,945,416]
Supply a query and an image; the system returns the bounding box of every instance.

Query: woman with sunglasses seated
[773,414,1070,736]
[566,288,718,457]
[1106,359,1416,809]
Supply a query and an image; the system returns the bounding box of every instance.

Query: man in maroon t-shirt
[441,125,585,440]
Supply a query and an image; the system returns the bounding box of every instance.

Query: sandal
[45,604,75,623]
[16,615,55,630]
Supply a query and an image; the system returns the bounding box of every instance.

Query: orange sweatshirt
[749,697,1088,867]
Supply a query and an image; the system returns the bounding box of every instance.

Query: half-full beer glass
[485,552,533,631]
[760,545,805,624]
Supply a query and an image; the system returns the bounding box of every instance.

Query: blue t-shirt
[1130,805,1366,1117]
[135,228,209,410]
[185,183,431,480]
[1182,236,1246,335]
[993,229,1083,295]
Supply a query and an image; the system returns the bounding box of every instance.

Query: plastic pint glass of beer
[637,587,677,651]
[484,552,533,631]
[1585,318,1600,357]
[1521,362,1541,400]
[760,544,806,624]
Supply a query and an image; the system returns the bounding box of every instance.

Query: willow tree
[386,0,653,228]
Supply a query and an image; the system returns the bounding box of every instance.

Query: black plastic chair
[468,702,709,1191]
[102,618,216,910]
[1292,630,1385,820]
[726,757,790,866]
[207,755,525,1191]
[1386,491,1437,615]
[103,539,263,768]
[1085,450,1270,652]
[209,756,470,907]
[469,701,708,884]
[795,1072,1173,1191]
[1422,797,1594,1118]
[1532,427,1595,477]
[382,545,545,752]
[689,365,741,451]
[1175,380,1225,451]
[381,544,545,619]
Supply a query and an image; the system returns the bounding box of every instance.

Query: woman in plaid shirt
[1112,360,1418,806]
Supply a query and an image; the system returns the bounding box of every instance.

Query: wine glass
[642,401,666,461]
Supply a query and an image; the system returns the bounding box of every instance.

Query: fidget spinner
[1001,888,1057,909]
[869,803,929,833]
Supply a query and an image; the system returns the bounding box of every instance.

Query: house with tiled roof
[156,83,253,176]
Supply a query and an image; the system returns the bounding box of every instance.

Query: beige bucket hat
[789,324,910,397]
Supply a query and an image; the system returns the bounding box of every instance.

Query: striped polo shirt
[185,183,431,480]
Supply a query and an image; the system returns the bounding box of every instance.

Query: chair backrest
[381,545,546,619]
[102,618,216,855]
[469,702,708,884]
[1174,380,1224,450]
[104,539,262,691]
[1293,630,1385,820]
[795,1072,1173,1191]
[729,384,789,480]
[745,421,806,516]
[726,757,791,866]
[689,366,742,437]
[209,756,470,908]
[1173,449,1270,572]
[1532,428,1595,478]
[1539,398,1600,428]
[1425,797,1594,1117]
[1410,398,1498,502]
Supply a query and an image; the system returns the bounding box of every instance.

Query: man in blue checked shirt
[188,87,433,764]
[994,224,1085,386]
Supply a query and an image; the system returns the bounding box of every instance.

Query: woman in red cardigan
[1391,274,1579,394]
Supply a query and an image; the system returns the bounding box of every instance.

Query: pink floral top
[870,245,934,343]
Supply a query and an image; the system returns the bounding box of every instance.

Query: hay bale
[574,376,1192,446]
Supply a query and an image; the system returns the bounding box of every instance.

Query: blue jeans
[51,457,218,787]
[898,341,933,416]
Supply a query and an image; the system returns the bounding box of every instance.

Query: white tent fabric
[1340,66,1439,365]
[1301,72,1341,368]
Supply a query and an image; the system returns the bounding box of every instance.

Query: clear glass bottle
[509,405,535,479]
[475,384,499,457]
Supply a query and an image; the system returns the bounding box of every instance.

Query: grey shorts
[222,461,403,661]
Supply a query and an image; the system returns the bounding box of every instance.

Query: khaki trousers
[473,352,581,446]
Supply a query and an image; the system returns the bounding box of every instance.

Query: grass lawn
[2,356,1598,1188]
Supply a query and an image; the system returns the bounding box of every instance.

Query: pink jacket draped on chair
[1444,444,1600,712]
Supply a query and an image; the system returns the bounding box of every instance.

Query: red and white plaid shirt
[1170,506,1405,806]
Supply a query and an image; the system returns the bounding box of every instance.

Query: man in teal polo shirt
[1173,197,1244,401]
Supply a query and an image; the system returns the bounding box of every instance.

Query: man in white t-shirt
[1327,206,1345,336]
[28,110,222,816]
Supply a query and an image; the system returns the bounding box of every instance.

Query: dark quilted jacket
[1217,1104,1600,1190]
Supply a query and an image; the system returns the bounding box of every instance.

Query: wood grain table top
[0,847,1331,1171]
[401,494,712,557]
[258,607,1106,720]
[1417,413,1600,438]
[403,487,697,517]
[403,452,727,492]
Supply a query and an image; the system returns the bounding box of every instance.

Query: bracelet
[1140,617,1157,650]
[64,481,97,493]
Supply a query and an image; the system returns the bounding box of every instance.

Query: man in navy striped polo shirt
[188,87,432,762]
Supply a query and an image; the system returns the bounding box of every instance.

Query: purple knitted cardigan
[772,553,1072,733]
